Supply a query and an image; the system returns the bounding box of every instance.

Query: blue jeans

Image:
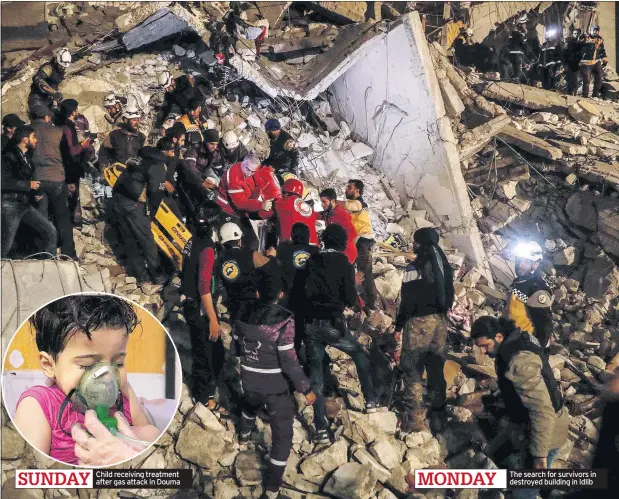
[506,447,560,499]
[1,199,57,257]
[305,317,375,430]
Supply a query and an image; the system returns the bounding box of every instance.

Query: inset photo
[2,293,181,467]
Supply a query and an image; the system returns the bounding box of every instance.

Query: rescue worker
[179,97,208,172]
[232,263,316,499]
[216,154,273,249]
[264,119,299,181]
[540,28,563,90]
[112,146,168,285]
[156,137,184,218]
[59,99,94,228]
[305,223,383,444]
[500,28,528,82]
[28,48,71,115]
[393,228,454,433]
[564,29,582,95]
[318,188,357,264]
[165,122,187,157]
[155,70,181,135]
[217,221,273,322]
[506,241,553,350]
[277,223,319,358]
[181,201,227,412]
[220,131,249,172]
[344,179,377,312]
[102,92,126,127]
[453,28,474,67]
[1,126,57,258]
[471,316,568,499]
[580,26,607,98]
[204,128,223,177]
[98,107,146,170]
[29,105,77,259]
[262,178,318,245]
[1,114,26,151]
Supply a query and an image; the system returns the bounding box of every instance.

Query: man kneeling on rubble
[471,316,568,499]
[232,261,316,499]
[393,228,454,433]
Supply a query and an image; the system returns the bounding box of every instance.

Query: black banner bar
[508,469,608,489]
[93,469,192,489]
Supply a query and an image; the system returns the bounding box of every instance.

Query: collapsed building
[2,1,619,498]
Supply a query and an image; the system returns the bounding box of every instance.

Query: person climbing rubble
[1,114,25,151]
[499,26,529,83]
[453,28,474,67]
[216,153,272,249]
[181,201,227,413]
[264,119,299,182]
[220,131,248,172]
[102,92,126,128]
[564,28,582,95]
[111,146,168,286]
[344,179,377,312]
[98,106,146,170]
[30,104,77,260]
[232,260,316,499]
[1,126,57,258]
[59,99,95,229]
[304,223,383,444]
[580,26,607,98]
[217,221,274,323]
[540,27,563,90]
[179,97,209,171]
[318,188,357,264]
[28,48,71,116]
[471,316,568,499]
[393,228,454,433]
[505,241,554,351]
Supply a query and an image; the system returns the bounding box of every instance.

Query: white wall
[328,12,487,267]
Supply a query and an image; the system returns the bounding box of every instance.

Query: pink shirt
[17,384,132,465]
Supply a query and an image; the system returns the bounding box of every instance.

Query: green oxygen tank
[72,362,122,432]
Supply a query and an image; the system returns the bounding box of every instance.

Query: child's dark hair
[291,223,310,245]
[322,223,348,252]
[30,295,140,359]
[255,259,283,303]
[470,316,516,341]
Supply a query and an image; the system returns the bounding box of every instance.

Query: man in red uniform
[319,188,358,264]
[216,153,271,249]
[262,178,318,245]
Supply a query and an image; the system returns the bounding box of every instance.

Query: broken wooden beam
[459,114,511,161]
[498,124,563,160]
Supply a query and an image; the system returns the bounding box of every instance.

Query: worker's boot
[400,408,428,433]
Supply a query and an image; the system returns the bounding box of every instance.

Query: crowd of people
[452,10,608,98]
[2,37,618,499]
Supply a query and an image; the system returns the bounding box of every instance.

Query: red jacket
[321,205,358,263]
[252,165,282,202]
[216,162,262,216]
[264,194,319,244]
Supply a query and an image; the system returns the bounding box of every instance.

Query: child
[13,294,160,465]
[231,259,316,499]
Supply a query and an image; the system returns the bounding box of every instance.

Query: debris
[498,125,563,160]
[323,463,378,499]
[311,2,368,24]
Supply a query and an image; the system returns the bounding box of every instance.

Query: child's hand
[72,410,147,466]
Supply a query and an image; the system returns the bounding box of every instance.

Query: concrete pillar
[328,12,489,272]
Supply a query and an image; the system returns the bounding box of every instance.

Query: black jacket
[266,130,299,175]
[220,142,248,172]
[276,241,319,297]
[30,61,64,98]
[1,146,35,203]
[580,35,607,64]
[232,303,310,396]
[564,38,582,69]
[98,125,146,169]
[113,146,166,213]
[305,250,359,319]
[541,40,562,67]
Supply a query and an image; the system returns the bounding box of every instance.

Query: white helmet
[103,93,120,107]
[55,48,72,68]
[220,222,243,244]
[513,241,543,262]
[464,28,473,37]
[123,94,141,118]
[222,131,239,150]
[158,71,174,89]
[516,13,528,24]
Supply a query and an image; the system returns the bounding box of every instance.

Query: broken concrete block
[369,439,401,470]
[568,101,601,125]
[323,463,377,499]
[548,139,588,156]
[438,77,465,118]
[596,197,619,258]
[584,254,619,300]
[554,247,577,266]
[530,112,559,123]
[499,124,563,160]
[312,2,367,23]
[353,448,391,483]
[235,450,264,486]
[565,173,578,186]
[565,191,598,230]
[299,439,348,477]
[497,179,518,200]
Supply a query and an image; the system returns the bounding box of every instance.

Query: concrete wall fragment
[328,12,488,268]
